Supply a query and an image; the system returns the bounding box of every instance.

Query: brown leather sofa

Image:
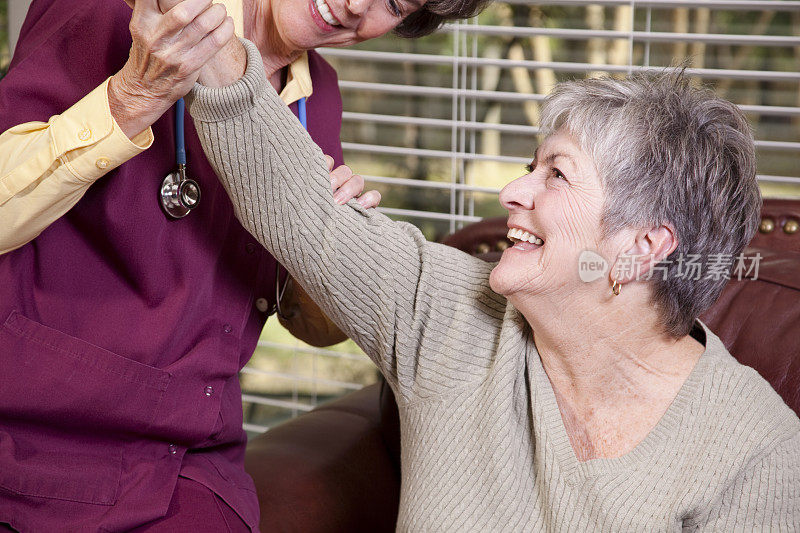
[244,198,800,533]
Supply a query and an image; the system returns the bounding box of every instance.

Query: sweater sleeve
[186,40,507,402]
[690,431,800,531]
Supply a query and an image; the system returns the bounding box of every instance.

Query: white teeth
[507,228,544,246]
[315,0,340,26]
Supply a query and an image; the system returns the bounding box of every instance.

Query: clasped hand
[114,0,381,208]
[110,0,235,138]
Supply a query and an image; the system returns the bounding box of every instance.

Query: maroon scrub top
[0,0,344,530]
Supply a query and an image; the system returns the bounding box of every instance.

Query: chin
[489,261,515,296]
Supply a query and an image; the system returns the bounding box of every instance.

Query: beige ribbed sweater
[187,40,800,532]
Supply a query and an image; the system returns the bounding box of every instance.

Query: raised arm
[187,39,508,402]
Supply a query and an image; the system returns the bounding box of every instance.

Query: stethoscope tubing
[273,96,307,319]
[175,97,187,166]
[164,93,309,317]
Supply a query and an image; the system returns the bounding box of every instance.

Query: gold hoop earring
[611,279,621,296]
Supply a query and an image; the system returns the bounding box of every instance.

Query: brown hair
[394,0,492,38]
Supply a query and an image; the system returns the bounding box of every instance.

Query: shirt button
[222,324,232,334]
[78,128,92,141]
[204,385,214,397]
[95,157,110,170]
[168,444,178,455]
[245,243,256,254]
[255,297,269,313]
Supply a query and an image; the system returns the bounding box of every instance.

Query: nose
[345,0,368,16]
[499,174,536,212]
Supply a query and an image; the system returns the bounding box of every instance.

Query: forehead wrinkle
[535,135,579,167]
[546,152,575,166]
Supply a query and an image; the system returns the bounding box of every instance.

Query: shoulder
[692,330,800,459]
[11,0,129,67]
[1,0,132,127]
[307,50,340,92]
[670,333,800,514]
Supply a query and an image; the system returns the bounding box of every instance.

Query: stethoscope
[160,98,200,219]
[160,96,309,316]
[160,97,308,218]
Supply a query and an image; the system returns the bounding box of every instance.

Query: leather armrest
[245,383,400,533]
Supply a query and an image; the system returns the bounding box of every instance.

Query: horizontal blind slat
[345,141,800,166]
[439,24,800,47]
[364,174,502,194]
[362,174,800,190]
[339,83,800,117]
[321,49,800,82]
[376,207,484,223]
[342,111,541,134]
[241,394,315,412]
[241,367,365,391]
[504,0,800,10]
[344,112,799,149]
[243,423,270,434]
[342,142,531,164]
[256,340,367,361]
[339,81,546,103]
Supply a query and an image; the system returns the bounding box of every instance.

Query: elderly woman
[0,0,492,530]
[188,39,800,530]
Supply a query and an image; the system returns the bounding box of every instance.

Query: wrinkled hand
[110,0,235,138]
[157,0,247,88]
[325,155,381,208]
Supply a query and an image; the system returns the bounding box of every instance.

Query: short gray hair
[540,73,761,338]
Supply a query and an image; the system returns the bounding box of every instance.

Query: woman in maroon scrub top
[0,0,488,530]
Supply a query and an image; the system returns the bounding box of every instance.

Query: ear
[611,224,677,284]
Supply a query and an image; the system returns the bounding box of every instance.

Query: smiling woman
[0,0,500,529]
[187,37,800,530]
[246,0,489,75]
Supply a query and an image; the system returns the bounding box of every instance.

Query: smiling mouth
[507,228,544,247]
[312,0,342,27]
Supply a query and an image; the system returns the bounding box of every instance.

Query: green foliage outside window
[0,0,8,78]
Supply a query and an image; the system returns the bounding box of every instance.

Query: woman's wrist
[197,37,248,88]
[187,39,270,123]
[107,72,167,140]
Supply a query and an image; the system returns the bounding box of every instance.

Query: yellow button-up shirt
[0,0,313,254]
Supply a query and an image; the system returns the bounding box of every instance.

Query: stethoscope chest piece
[160,97,200,219]
[160,164,200,219]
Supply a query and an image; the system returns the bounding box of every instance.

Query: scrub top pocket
[0,310,171,505]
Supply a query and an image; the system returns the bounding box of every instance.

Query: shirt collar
[218,0,313,105]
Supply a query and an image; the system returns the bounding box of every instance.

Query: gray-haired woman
[189,39,800,531]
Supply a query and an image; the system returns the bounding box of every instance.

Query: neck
[242,0,303,83]
[512,282,703,410]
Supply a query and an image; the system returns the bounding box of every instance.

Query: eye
[386,0,403,17]
[551,167,567,181]
[524,162,535,173]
